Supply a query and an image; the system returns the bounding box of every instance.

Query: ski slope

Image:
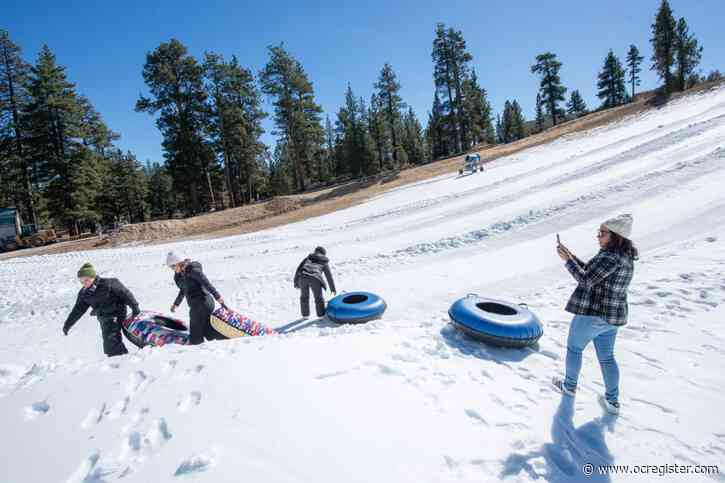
[1,86,725,482]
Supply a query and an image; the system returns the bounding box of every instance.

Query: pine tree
[566,90,588,118]
[495,114,503,144]
[368,93,389,170]
[500,101,512,143]
[250,149,272,200]
[269,141,294,195]
[0,30,36,223]
[136,39,215,213]
[260,44,324,192]
[597,50,627,108]
[432,23,474,154]
[336,84,363,176]
[229,55,267,202]
[705,70,723,83]
[374,63,406,167]
[335,87,377,177]
[445,27,473,150]
[499,100,525,143]
[650,0,677,93]
[531,52,567,126]
[426,92,447,159]
[673,17,703,92]
[59,148,105,232]
[99,150,148,224]
[401,107,426,164]
[432,24,458,154]
[462,69,495,146]
[535,93,545,133]
[77,95,119,154]
[323,115,336,180]
[510,100,525,141]
[25,45,88,230]
[204,52,267,206]
[24,45,77,213]
[626,44,644,99]
[146,162,175,218]
[357,96,379,174]
[203,52,235,207]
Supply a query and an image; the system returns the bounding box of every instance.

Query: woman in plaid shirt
[552,214,637,414]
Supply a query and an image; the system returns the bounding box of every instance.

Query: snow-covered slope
[2,86,725,483]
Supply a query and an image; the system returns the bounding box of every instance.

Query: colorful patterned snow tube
[326,291,387,324]
[448,294,543,348]
[209,306,278,339]
[121,310,190,348]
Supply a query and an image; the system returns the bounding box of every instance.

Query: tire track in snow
[331,112,725,246]
[334,146,725,277]
[312,104,725,236]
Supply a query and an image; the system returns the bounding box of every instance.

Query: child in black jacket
[294,247,336,318]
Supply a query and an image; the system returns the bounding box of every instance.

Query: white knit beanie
[166,251,184,267]
[603,214,633,239]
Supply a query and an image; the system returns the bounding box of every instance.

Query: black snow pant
[300,275,326,318]
[98,315,128,357]
[188,294,221,345]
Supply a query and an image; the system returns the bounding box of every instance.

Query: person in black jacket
[166,252,225,345]
[62,262,140,357]
[293,246,336,318]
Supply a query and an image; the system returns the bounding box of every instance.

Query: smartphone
[556,233,560,245]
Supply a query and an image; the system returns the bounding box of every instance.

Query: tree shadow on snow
[439,324,539,364]
[499,396,617,482]
[274,317,339,334]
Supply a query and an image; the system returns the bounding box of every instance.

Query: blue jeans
[564,314,620,403]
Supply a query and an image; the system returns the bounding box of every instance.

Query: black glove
[62,325,70,336]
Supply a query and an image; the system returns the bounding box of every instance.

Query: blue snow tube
[448,294,543,348]
[326,291,387,324]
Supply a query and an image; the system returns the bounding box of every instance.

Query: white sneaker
[598,395,620,415]
[552,377,576,397]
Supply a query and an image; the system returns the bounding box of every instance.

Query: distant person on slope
[552,214,637,415]
[167,252,225,345]
[62,262,140,357]
[293,246,337,319]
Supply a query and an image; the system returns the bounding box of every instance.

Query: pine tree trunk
[216,94,235,208]
[387,96,397,166]
[294,93,307,192]
[205,168,215,209]
[444,70,461,152]
[542,64,557,126]
[282,80,301,192]
[440,39,462,153]
[377,137,384,170]
[451,68,468,151]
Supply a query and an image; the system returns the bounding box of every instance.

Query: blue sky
[4,0,723,164]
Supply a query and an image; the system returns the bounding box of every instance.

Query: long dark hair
[607,232,639,260]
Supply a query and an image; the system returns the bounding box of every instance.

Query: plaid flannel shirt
[565,249,634,326]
